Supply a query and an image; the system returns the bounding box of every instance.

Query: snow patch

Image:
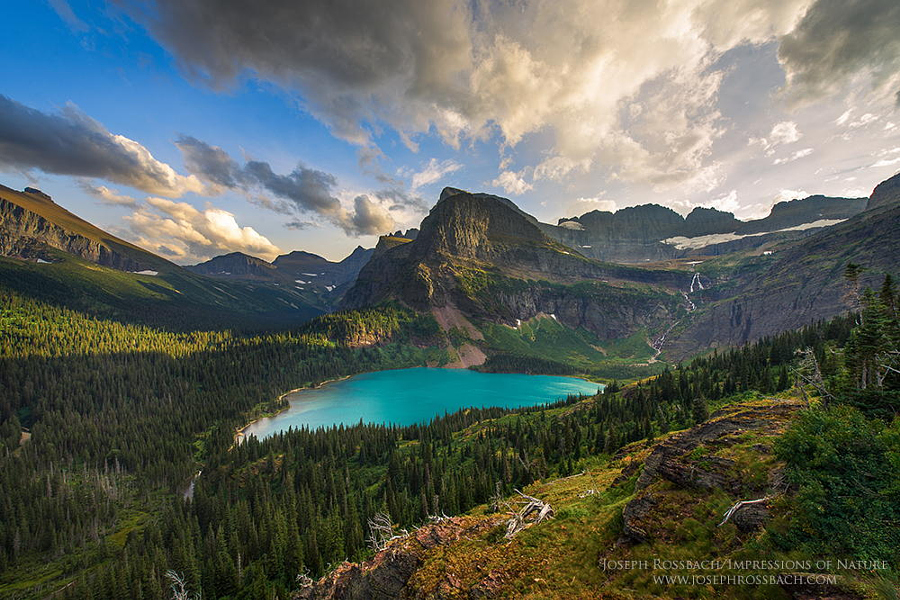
[663,219,846,250]
[132,270,159,276]
[558,220,585,230]
[325,285,335,292]
[302,273,318,277]
[35,258,51,264]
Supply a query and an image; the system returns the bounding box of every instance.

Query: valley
[0,174,897,600]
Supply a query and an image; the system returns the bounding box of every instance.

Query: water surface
[243,368,601,439]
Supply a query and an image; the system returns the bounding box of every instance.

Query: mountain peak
[867,171,900,212]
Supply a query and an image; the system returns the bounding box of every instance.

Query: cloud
[177,136,396,236]
[135,0,820,191]
[48,0,89,32]
[123,196,282,262]
[749,120,803,155]
[774,188,810,203]
[0,95,205,196]
[408,158,462,191]
[773,147,813,164]
[79,181,140,208]
[778,0,900,104]
[491,170,533,195]
[566,196,618,215]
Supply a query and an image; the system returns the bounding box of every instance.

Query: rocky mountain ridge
[0,185,160,272]
[545,193,867,263]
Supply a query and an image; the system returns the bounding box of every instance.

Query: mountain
[867,170,900,212]
[188,245,375,305]
[344,188,692,367]
[0,184,167,272]
[187,251,282,281]
[0,184,323,329]
[544,193,867,262]
[664,185,900,358]
[273,246,374,288]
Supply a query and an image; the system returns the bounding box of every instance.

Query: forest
[0,273,898,598]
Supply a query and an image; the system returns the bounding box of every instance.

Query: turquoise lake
[242,368,602,439]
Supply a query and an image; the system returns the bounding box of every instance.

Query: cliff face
[343,189,687,344]
[544,194,867,263]
[665,202,900,359]
[867,171,900,212]
[0,196,149,271]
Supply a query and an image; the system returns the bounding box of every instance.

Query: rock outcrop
[0,193,151,272]
[621,400,802,543]
[294,516,501,600]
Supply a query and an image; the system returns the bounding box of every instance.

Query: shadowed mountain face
[543,194,867,263]
[666,192,900,358]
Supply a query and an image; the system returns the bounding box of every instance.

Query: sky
[1,0,899,263]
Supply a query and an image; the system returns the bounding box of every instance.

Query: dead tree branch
[718,496,769,527]
[504,489,554,539]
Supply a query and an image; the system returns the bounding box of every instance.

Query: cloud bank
[0,95,204,197]
[176,136,397,236]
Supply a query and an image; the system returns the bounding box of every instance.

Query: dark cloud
[779,0,900,102]
[176,136,396,235]
[0,95,203,196]
[139,0,470,144]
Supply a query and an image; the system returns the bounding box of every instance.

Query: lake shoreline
[233,374,355,446]
[236,367,603,442]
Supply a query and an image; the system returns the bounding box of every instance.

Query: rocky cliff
[544,194,867,263]
[665,197,900,359]
[867,171,900,212]
[0,189,153,272]
[343,188,688,345]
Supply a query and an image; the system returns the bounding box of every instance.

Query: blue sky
[1,0,899,262]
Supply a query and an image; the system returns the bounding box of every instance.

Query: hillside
[295,393,897,600]
[0,185,324,329]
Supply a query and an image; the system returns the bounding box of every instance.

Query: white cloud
[408,158,462,191]
[123,196,282,262]
[79,182,139,207]
[773,147,813,164]
[702,189,741,213]
[775,188,809,203]
[491,169,533,195]
[566,196,617,215]
[871,156,900,168]
[750,120,803,156]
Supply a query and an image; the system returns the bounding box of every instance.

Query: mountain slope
[665,187,900,358]
[0,184,323,329]
[344,188,690,365]
[0,184,169,271]
[544,193,867,263]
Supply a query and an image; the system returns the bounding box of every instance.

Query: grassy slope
[387,395,889,599]
[0,249,324,330]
